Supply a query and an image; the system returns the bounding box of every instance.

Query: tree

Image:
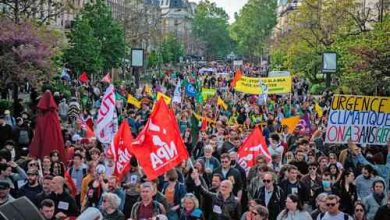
[0,18,60,84]
[160,34,184,64]
[191,0,231,59]
[269,0,360,83]
[230,0,277,59]
[0,0,73,24]
[64,0,125,76]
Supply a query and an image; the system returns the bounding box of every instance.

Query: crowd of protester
[0,64,389,220]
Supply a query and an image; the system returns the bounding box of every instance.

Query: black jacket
[254,185,286,220]
[198,185,241,220]
[49,191,79,217]
[213,167,243,196]
[374,204,390,220]
[279,179,308,203]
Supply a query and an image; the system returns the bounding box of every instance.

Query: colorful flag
[95,85,118,144]
[127,94,141,108]
[217,97,228,110]
[156,92,171,105]
[172,80,181,103]
[79,72,89,83]
[101,73,112,83]
[185,83,197,97]
[130,99,189,180]
[200,117,207,131]
[231,69,243,87]
[110,121,134,180]
[238,127,271,172]
[144,84,153,97]
[281,116,301,133]
[315,103,323,118]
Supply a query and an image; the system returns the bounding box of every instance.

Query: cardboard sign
[325,95,390,145]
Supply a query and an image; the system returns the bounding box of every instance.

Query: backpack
[18,129,30,145]
[319,212,349,220]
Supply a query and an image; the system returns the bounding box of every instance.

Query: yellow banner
[201,88,216,101]
[235,76,292,94]
[331,95,390,113]
[157,92,171,105]
[127,94,141,108]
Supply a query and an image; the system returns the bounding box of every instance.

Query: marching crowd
[0,64,389,220]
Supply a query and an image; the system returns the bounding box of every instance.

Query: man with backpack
[316,194,353,220]
[68,153,87,209]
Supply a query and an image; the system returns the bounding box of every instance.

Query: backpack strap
[344,213,349,220]
[319,212,325,220]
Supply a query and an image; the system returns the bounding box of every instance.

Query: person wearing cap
[18,169,43,203]
[0,180,14,206]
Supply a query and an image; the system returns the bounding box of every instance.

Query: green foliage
[64,0,125,76]
[160,35,184,64]
[191,0,232,59]
[147,50,161,68]
[0,100,13,114]
[230,0,277,57]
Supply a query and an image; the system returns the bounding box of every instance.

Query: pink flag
[101,73,112,83]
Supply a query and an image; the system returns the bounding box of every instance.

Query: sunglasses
[309,167,317,170]
[263,179,272,183]
[327,203,337,207]
[29,163,38,166]
[355,209,364,212]
[221,161,230,163]
[27,173,37,176]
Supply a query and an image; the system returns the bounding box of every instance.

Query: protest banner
[325,95,390,145]
[235,76,292,94]
[201,88,216,101]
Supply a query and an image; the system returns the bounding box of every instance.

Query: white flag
[172,80,181,103]
[95,84,118,144]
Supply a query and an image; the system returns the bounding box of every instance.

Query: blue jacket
[354,152,390,193]
[363,193,388,220]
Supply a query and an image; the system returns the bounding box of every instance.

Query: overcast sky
[190,0,249,23]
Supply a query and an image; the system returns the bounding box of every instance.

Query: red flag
[231,69,243,87]
[79,119,95,140]
[101,73,112,83]
[109,121,134,180]
[130,98,189,180]
[64,170,77,197]
[200,117,207,131]
[238,127,271,172]
[79,72,89,83]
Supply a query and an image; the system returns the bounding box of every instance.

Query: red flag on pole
[101,73,112,83]
[64,170,77,197]
[200,117,207,131]
[109,120,134,181]
[130,98,189,180]
[79,72,89,83]
[237,126,271,172]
